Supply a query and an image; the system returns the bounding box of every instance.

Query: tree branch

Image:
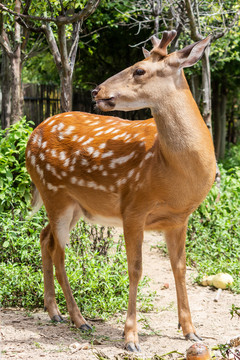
[57,24,69,75]
[184,0,203,41]
[0,0,101,25]
[212,9,240,41]
[0,27,13,57]
[42,23,61,71]
[69,21,80,70]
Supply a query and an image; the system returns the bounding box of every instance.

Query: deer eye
[133,68,146,76]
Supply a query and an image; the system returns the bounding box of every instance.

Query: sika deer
[26,30,216,352]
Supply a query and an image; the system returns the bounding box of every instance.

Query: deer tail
[27,183,43,219]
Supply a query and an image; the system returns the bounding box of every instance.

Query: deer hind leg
[40,223,63,322]
[42,201,92,331]
[123,219,144,352]
[165,223,202,341]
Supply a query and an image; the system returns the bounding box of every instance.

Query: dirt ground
[1,230,240,359]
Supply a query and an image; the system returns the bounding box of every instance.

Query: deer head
[92,31,211,112]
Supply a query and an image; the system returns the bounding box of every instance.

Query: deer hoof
[79,323,92,332]
[185,333,203,342]
[125,342,141,352]
[51,314,64,323]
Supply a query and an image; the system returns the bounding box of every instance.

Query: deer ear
[142,47,150,59]
[177,36,211,69]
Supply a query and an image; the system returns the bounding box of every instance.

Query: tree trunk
[1,51,11,129]
[213,81,227,160]
[10,53,23,124]
[60,70,73,112]
[190,74,201,106]
[201,47,212,135]
[10,0,23,124]
[219,85,227,159]
[213,81,221,158]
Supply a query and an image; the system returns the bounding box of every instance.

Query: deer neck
[151,88,209,156]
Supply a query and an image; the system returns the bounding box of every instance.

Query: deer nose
[92,86,101,98]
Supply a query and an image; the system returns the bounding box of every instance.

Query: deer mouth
[96,97,115,111]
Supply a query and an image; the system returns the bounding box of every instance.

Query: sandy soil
[1,230,240,359]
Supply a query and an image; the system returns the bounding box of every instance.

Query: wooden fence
[23,84,61,126]
[23,83,150,127]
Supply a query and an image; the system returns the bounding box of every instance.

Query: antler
[151,30,177,56]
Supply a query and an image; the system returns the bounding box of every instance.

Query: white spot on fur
[31,155,36,166]
[105,127,115,134]
[82,138,93,146]
[64,125,75,135]
[95,131,104,136]
[39,153,45,161]
[78,179,85,186]
[81,158,88,166]
[78,135,86,143]
[58,123,65,131]
[71,177,77,184]
[109,151,135,168]
[135,172,140,181]
[59,151,66,161]
[72,135,78,142]
[61,171,67,177]
[87,181,98,189]
[63,158,70,167]
[47,183,58,192]
[87,146,94,155]
[36,164,44,179]
[102,171,108,176]
[92,165,98,170]
[112,135,121,140]
[145,152,153,160]
[27,150,31,158]
[51,149,57,158]
[99,143,106,149]
[98,184,107,191]
[69,165,75,172]
[116,178,127,187]
[72,157,77,165]
[51,124,58,133]
[102,150,114,159]
[111,129,120,134]
[127,169,134,178]
[75,150,81,156]
[48,119,56,126]
[92,150,100,158]
[32,134,38,144]
[42,141,47,149]
[93,126,104,132]
[99,165,104,171]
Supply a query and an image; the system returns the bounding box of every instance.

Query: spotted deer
[26,30,216,352]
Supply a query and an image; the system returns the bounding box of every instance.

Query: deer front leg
[165,224,202,341]
[123,221,144,352]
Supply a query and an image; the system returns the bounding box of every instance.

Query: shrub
[0,118,33,212]
[186,165,240,293]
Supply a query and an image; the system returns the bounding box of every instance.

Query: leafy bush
[186,164,240,293]
[1,213,153,317]
[0,117,33,212]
